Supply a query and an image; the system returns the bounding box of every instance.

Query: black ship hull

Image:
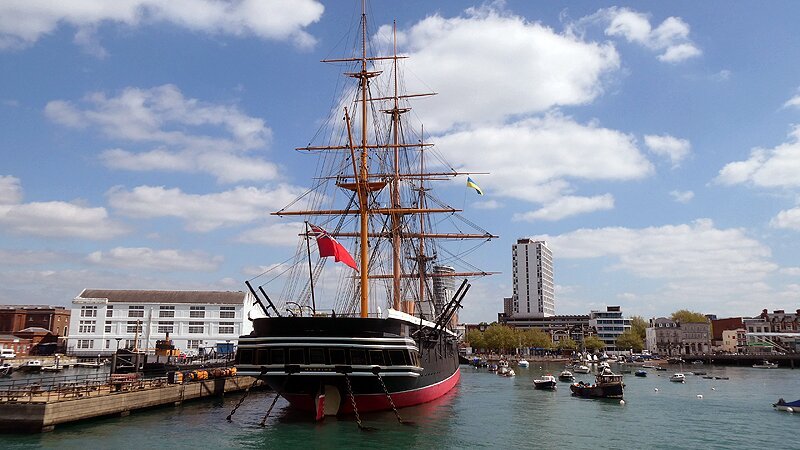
[235,314,460,417]
[569,381,624,398]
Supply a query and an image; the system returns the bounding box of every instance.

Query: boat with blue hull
[234,1,495,420]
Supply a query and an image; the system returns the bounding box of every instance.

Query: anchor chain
[226,370,264,421]
[373,367,413,425]
[344,373,375,431]
[259,373,290,427]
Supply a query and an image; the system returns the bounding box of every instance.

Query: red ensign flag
[308,224,359,271]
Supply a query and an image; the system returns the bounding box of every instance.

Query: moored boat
[558,370,574,381]
[18,360,42,372]
[573,365,591,374]
[669,373,686,383]
[753,361,778,369]
[773,398,800,412]
[635,369,647,377]
[517,360,529,368]
[533,375,558,390]
[234,1,497,420]
[569,368,624,398]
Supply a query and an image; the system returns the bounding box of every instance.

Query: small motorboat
[669,373,686,383]
[773,398,800,412]
[635,369,647,377]
[517,359,529,368]
[0,363,13,377]
[533,374,558,390]
[500,369,516,377]
[573,365,591,374]
[691,360,704,365]
[598,361,610,371]
[558,370,574,382]
[488,363,498,372]
[569,368,624,399]
[18,360,43,372]
[41,365,63,372]
[752,361,779,369]
[655,366,667,371]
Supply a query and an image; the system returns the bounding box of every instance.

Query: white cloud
[236,222,305,246]
[715,126,800,188]
[436,114,653,220]
[784,93,800,109]
[669,190,694,203]
[0,249,69,265]
[107,184,304,232]
[770,206,800,230]
[380,6,620,133]
[0,0,324,51]
[780,267,800,276]
[600,7,701,63]
[0,177,128,239]
[513,194,614,222]
[87,247,222,271]
[644,134,691,167]
[46,85,278,183]
[0,175,23,204]
[536,219,776,284]
[472,199,503,210]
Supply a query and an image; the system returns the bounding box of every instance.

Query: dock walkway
[0,373,262,433]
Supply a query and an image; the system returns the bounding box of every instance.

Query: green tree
[557,336,578,351]
[583,335,606,352]
[466,330,486,350]
[671,309,708,323]
[519,328,552,349]
[483,324,517,352]
[630,315,648,340]
[616,330,644,352]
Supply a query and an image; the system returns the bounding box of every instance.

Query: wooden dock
[0,375,262,433]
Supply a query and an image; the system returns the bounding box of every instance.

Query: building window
[187,339,202,349]
[159,306,175,318]
[104,322,112,333]
[105,340,111,349]
[189,322,204,333]
[77,339,94,349]
[124,339,140,349]
[79,320,96,333]
[219,322,235,334]
[158,321,174,334]
[190,306,205,318]
[80,306,98,318]
[126,321,142,333]
[220,306,235,319]
[128,305,144,318]
[106,306,113,317]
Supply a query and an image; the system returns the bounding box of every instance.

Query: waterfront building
[589,306,630,352]
[646,317,710,355]
[67,289,256,356]
[498,313,594,347]
[0,334,32,356]
[0,305,70,337]
[510,239,554,318]
[721,329,747,353]
[710,317,744,350]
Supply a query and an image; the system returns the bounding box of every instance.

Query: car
[0,349,17,359]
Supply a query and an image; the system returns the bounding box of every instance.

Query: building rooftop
[77,289,247,305]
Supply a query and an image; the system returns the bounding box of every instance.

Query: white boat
[500,369,516,377]
[533,375,557,390]
[558,370,574,381]
[773,398,800,412]
[752,361,778,369]
[669,373,686,383]
[41,365,63,372]
[598,361,610,370]
[517,360,529,368]
[18,360,42,372]
[573,365,591,374]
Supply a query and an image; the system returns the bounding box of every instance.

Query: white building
[68,289,257,356]
[511,239,554,318]
[590,306,631,352]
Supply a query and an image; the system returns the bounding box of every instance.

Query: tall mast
[358,0,370,318]
[390,21,402,311]
[418,128,427,309]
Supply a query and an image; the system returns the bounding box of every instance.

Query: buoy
[787,407,794,413]
[697,394,703,399]
[619,400,625,405]
[711,387,716,391]
[654,388,659,392]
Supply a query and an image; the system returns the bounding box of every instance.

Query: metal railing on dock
[0,372,169,404]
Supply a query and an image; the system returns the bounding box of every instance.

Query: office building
[510,239,554,318]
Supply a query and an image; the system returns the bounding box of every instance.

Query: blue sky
[1,1,799,323]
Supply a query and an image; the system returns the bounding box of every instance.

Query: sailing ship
[234,2,496,420]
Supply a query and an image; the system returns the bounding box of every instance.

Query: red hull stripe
[282,367,461,414]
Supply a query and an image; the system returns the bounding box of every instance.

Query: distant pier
[0,373,264,433]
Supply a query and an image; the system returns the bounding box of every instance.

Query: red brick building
[710,317,744,348]
[0,305,71,336]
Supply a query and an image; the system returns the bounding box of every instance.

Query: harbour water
[4,362,799,449]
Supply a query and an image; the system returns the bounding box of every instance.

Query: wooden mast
[358,0,370,318]
[390,21,402,311]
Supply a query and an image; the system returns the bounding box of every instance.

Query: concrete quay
[0,375,263,433]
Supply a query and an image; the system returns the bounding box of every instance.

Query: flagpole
[304,221,316,314]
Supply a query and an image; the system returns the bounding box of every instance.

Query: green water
[5,363,799,449]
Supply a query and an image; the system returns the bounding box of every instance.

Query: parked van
[0,349,16,359]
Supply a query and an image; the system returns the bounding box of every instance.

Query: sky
[1,0,800,324]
